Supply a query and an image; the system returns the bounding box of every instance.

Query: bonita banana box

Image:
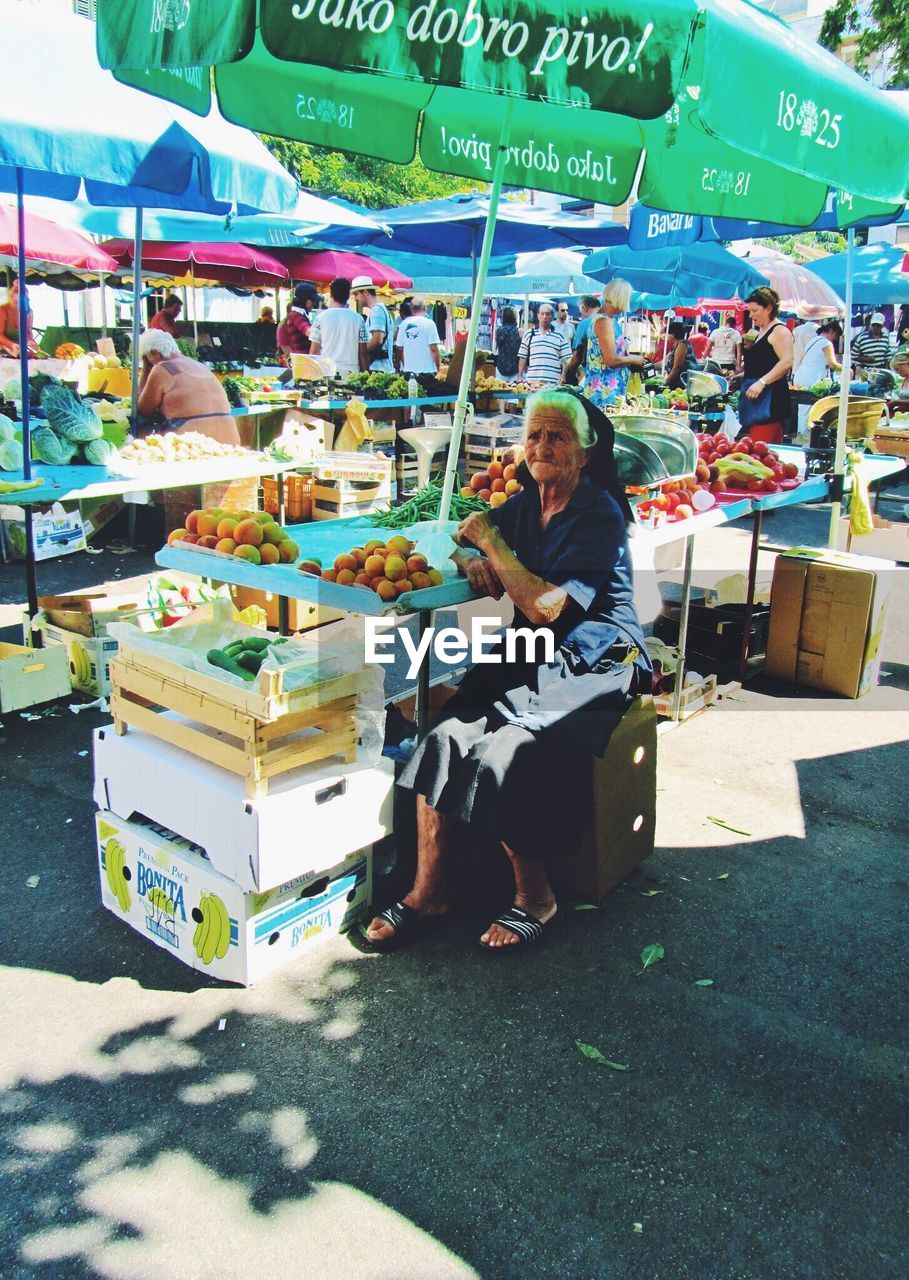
[36,620,119,697]
[96,810,371,986]
[93,726,394,892]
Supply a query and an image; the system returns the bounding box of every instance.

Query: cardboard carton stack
[92,627,395,984]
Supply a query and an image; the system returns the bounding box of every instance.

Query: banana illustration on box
[69,639,97,693]
[191,892,231,965]
[103,837,131,913]
[147,886,176,918]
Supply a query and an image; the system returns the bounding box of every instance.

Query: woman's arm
[665,342,686,389]
[451,547,504,600]
[137,363,165,416]
[745,324,793,400]
[825,342,842,372]
[455,513,569,624]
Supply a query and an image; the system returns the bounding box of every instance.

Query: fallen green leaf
[575,1041,629,1070]
[694,979,714,986]
[633,1223,643,1234]
[573,903,599,911]
[640,890,662,898]
[713,873,731,880]
[638,943,665,974]
[708,816,752,836]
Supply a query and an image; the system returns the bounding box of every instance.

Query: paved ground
[0,495,907,1279]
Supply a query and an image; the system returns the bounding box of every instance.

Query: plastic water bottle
[407,375,421,423]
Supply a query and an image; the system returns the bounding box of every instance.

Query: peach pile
[167,508,299,566]
[460,460,524,508]
[298,536,444,600]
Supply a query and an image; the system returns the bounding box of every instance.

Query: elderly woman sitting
[137,330,240,444]
[366,389,651,952]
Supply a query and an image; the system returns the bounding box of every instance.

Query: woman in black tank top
[742,286,794,444]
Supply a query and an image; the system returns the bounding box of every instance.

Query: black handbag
[738,377,773,428]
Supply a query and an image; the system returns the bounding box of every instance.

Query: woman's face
[524,410,587,486]
[747,300,772,328]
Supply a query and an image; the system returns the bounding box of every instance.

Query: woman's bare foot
[480,896,557,948]
[364,892,449,945]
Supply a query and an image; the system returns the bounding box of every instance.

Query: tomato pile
[695,433,801,495]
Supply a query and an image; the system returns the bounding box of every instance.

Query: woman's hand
[461,555,504,600]
[744,378,765,400]
[455,510,496,552]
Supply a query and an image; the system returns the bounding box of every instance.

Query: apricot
[335,567,356,586]
[196,513,219,538]
[334,553,358,573]
[252,510,273,525]
[504,478,521,495]
[384,554,408,582]
[426,568,443,586]
[234,518,264,547]
[261,522,287,545]
[258,542,280,565]
[478,488,492,502]
[489,492,508,508]
[298,559,322,576]
[215,517,237,540]
[394,579,413,596]
[386,535,412,556]
[350,546,368,566]
[460,486,474,498]
[167,528,188,545]
[364,554,386,578]
[184,509,204,534]
[470,472,491,492]
[354,571,372,586]
[233,544,261,565]
[320,568,338,582]
[182,532,200,544]
[374,579,397,601]
[197,534,220,549]
[490,478,506,493]
[503,464,517,482]
[215,537,237,555]
[409,571,432,591]
[406,554,428,575]
[364,540,385,555]
[277,539,298,562]
[487,461,504,479]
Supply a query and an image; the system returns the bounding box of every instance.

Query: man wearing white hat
[351,276,395,373]
[852,312,892,371]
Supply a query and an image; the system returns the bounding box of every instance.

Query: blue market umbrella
[1,4,297,624]
[330,194,630,262]
[583,241,769,309]
[805,243,909,306]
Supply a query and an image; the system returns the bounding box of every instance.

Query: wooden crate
[202,476,259,512]
[311,480,391,521]
[0,641,71,714]
[109,651,361,796]
[262,474,313,522]
[654,674,719,721]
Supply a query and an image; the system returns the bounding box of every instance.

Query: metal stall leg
[670,535,695,723]
[415,609,435,740]
[738,508,764,682]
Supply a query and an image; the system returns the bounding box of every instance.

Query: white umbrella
[727,242,845,319]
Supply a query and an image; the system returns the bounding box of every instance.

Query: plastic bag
[406,519,460,577]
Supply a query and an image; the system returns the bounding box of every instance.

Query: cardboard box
[653,603,771,662]
[0,641,71,713]
[1,502,85,561]
[765,549,894,698]
[96,810,370,986]
[42,622,120,697]
[553,698,657,903]
[228,583,343,632]
[93,726,395,892]
[837,515,909,565]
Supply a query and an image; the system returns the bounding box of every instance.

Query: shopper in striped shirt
[517,304,571,385]
[852,313,892,371]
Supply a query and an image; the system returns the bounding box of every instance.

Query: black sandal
[479,906,554,951]
[363,901,439,952]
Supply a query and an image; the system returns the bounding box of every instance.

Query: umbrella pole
[827,226,854,549]
[130,207,143,426]
[15,167,40,640]
[191,264,198,346]
[99,271,108,337]
[438,107,512,524]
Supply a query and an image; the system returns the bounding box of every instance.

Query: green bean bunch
[366,481,488,528]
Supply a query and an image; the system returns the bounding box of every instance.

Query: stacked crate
[93,623,394,985]
[311,453,392,520]
[463,414,524,478]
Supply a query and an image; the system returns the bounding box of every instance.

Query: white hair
[602,278,632,312]
[139,329,179,361]
[524,389,596,448]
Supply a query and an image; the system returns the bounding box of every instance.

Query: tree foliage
[819,0,909,88]
[755,231,847,261]
[260,135,477,209]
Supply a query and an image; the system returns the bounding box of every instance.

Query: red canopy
[101,240,289,286]
[0,203,117,273]
[272,249,412,289]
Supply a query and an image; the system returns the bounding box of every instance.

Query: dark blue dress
[397,478,652,862]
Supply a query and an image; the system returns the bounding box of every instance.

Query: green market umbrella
[98,0,909,520]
